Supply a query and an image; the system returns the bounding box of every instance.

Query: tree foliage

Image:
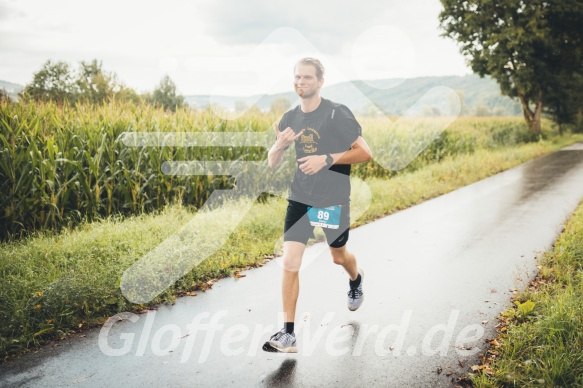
[439,0,583,132]
[75,59,119,104]
[540,1,583,132]
[151,75,186,112]
[23,60,75,104]
[270,97,292,114]
[22,59,141,106]
[0,88,10,103]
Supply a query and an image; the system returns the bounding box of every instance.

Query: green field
[0,99,546,241]
[1,99,582,359]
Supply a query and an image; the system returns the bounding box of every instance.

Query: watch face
[326,155,333,166]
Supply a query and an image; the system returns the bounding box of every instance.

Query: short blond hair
[295,57,325,80]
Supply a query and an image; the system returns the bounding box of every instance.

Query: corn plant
[0,98,545,241]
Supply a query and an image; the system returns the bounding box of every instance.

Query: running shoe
[347,268,364,311]
[262,329,298,353]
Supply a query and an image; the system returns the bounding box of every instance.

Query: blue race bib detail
[307,205,342,229]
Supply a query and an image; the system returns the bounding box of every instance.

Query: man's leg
[330,244,364,311]
[329,244,358,280]
[263,240,306,353]
[326,203,358,281]
[282,241,306,325]
[264,200,311,352]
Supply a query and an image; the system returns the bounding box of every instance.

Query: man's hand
[297,155,328,175]
[275,124,304,150]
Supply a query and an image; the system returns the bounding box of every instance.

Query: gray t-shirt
[278,98,361,207]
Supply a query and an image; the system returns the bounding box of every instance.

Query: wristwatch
[325,154,333,167]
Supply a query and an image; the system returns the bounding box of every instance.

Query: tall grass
[0,98,556,241]
[471,201,583,387]
[0,128,580,359]
[0,100,271,240]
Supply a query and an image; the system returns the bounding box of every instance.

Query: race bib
[307,205,342,229]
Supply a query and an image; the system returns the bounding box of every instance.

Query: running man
[263,58,373,353]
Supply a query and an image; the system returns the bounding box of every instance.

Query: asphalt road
[2,143,583,387]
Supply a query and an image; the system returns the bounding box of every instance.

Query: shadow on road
[264,358,298,387]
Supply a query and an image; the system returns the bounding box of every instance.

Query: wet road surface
[2,144,583,387]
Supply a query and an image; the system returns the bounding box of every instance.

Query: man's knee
[282,241,305,272]
[330,247,349,265]
[283,254,302,272]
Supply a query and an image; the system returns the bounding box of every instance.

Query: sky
[0,0,472,96]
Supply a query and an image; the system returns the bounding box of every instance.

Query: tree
[22,60,74,104]
[0,88,10,103]
[439,0,583,133]
[22,58,142,106]
[74,59,117,104]
[115,85,141,105]
[151,75,185,112]
[359,102,385,117]
[452,90,469,116]
[538,2,583,132]
[234,100,248,112]
[422,105,442,117]
[473,103,492,117]
[270,97,292,114]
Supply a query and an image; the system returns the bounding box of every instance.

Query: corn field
[0,99,543,241]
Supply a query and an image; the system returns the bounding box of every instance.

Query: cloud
[0,1,26,21]
[0,0,470,95]
[198,0,390,54]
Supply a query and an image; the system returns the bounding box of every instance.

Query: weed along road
[2,143,583,387]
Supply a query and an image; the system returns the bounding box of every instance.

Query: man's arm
[268,125,305,170]
[268,144,286,170]
[297,136,373,175]
[331,136,372,165]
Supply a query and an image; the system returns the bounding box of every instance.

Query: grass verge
[469,201,583,386]
[1,134,582,360]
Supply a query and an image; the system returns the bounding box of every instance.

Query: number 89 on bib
[307,205,342,229]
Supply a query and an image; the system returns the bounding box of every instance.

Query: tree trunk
[516,90,542,134]
[531,100,542,134]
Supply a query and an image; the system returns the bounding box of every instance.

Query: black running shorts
[283,200,350,248]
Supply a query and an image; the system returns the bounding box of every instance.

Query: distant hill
[0,80,24,102]
[2,75,522,116]
[185,74,522,116]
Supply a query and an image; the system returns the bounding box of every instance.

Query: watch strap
[326,154,333,167]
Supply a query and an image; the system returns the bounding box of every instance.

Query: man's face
[294,63,323,99]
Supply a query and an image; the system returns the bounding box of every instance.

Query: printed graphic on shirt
[299,127,320,154]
